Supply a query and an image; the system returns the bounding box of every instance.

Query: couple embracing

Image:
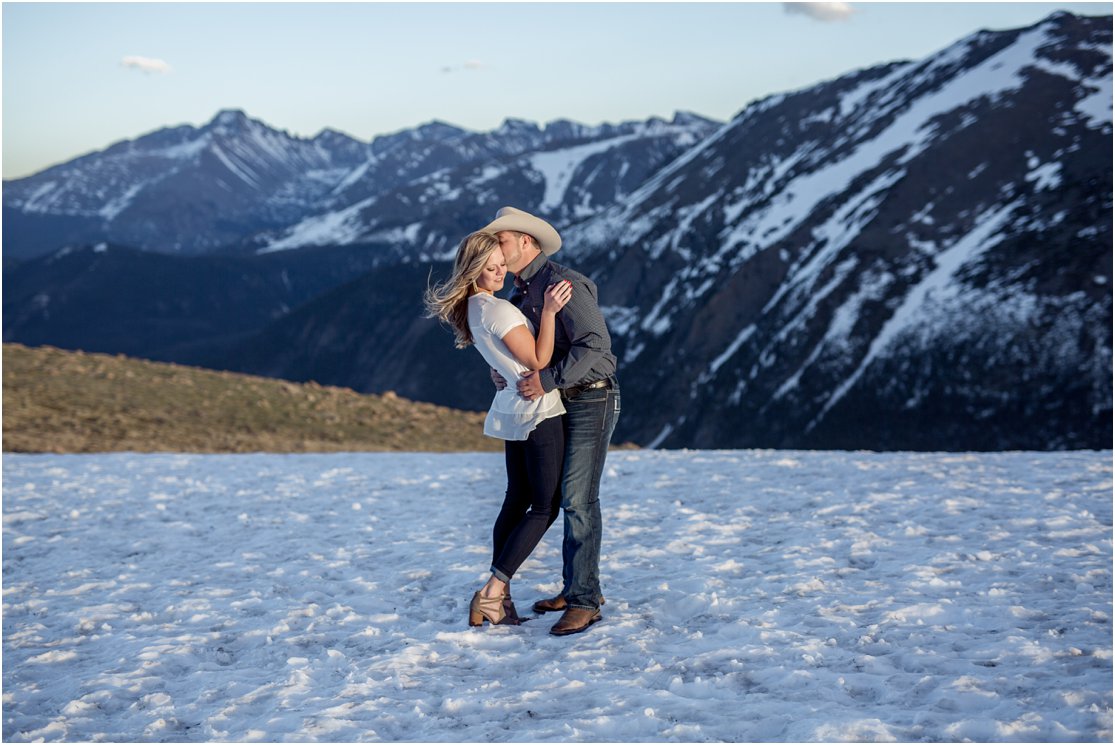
[425,207,620,637]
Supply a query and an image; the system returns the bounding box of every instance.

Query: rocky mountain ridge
[253,111,717,260]
[3,109,719,259]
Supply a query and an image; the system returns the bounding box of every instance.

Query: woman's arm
[501,280,572,370]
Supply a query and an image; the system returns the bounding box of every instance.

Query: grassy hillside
[3,343,499,453]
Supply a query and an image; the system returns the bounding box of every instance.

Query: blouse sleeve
[482,297,528,339]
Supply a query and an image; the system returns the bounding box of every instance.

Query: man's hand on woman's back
[491,367,508,390]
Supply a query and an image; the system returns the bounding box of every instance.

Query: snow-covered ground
[3,450,1111,742]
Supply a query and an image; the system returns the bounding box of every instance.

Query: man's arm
[520,275,615,396]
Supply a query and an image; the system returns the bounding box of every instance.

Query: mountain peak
[1043,9,1078,21]
[211,109,249,125]
[413,120,467,140]
[496,118,541,134]
[205,109,257,135]
[671,111,719,127]
[313,127,360,144]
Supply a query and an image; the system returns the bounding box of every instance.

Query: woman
[424,230,572,626]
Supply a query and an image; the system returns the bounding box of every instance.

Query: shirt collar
[515,253,548,286]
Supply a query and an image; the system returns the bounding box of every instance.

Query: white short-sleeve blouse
[467,292,565,441]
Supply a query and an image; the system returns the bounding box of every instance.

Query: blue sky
[3,1,1111,179]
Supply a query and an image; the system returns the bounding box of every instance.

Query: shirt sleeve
[538,276,615,392]
[483,298,527,339]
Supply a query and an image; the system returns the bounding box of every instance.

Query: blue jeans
[559,378,620,610]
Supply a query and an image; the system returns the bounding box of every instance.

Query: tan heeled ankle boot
[469,591,518,626]
[503,591,524,622]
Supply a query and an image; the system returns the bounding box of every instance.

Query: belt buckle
[564,379,605,399]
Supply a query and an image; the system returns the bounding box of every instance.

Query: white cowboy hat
[481,206,562,256]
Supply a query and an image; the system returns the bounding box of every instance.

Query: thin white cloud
[121,56,171,74]
[783,2,855,22]
[441,60,486,74]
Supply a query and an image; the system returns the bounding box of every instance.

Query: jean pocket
[602,391,621,433]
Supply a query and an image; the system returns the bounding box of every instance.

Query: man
[482,206,620,636]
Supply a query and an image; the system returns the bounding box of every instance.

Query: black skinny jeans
[490,414,564,582]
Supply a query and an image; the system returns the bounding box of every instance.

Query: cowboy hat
[481,206,562,256]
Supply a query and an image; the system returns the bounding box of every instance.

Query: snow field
[3,450,1111,742]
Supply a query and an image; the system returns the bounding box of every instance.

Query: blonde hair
[423,230,500,348]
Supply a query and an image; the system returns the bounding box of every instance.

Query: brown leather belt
[561,378,609,400]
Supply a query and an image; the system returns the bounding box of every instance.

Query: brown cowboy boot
[532,594,606,614]
[549,606,603,636]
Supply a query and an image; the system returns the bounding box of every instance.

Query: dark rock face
[209,261,496,413]
[2,244,390,361]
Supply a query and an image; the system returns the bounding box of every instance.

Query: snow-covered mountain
[322,115,713,210]
[250,112,718,256]
[558,10,1112,449]
[2,109,719,259]
[2,110,370,257]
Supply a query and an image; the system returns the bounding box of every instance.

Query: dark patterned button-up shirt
[510,253,618,393]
